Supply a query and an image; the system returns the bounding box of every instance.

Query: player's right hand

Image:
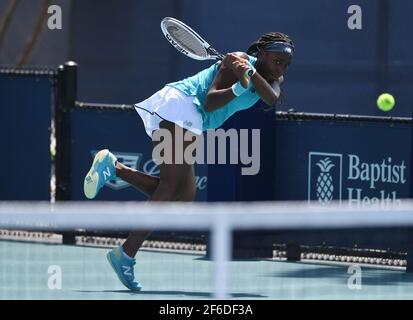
[222,53,251,88]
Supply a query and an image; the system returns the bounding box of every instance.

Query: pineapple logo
[308,152,342,204]
[316,158,335,204]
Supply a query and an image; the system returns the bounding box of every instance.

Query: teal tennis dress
[134,55,260,138]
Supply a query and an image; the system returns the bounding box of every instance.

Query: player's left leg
[115,161,160,197]
[83,149,117,199]
[177,165,196,202]
[106,121,198,291]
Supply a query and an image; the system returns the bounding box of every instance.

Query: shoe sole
[83,149,109,199]
[106,252,142,292]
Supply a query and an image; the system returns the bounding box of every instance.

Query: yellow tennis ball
[377,93,395,112]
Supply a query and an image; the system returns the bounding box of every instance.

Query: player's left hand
[223,53,251,88]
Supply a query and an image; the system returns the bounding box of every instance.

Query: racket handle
[245,61,256,78]
[219,54,255,78]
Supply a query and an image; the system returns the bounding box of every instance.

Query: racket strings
[165,23,207,57]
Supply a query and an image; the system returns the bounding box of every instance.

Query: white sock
[120,246,134,261]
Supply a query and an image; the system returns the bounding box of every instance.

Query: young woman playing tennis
[83,32,294,291]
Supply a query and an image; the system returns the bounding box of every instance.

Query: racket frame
[161,17,252,77]
[161,17,224,61]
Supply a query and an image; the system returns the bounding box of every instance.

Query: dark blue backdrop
[274,119,411,203]
[2,0,413,207]
[0,75,52,200]
[2,1,412,116]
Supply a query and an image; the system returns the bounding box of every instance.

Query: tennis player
[83,32,294,291]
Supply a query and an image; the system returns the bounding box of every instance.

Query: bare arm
[270,75,283,100]
[250,72,281,107]
[204,53,248,112]
[204,52,282,112]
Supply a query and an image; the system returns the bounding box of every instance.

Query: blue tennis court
[2,240,413,300]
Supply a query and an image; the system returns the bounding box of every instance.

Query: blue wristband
[231,81,248,97]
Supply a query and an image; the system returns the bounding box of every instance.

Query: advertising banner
[0,75,52,200]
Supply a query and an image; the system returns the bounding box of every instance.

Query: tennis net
[1,201,413,299]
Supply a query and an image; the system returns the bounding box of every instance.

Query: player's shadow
[75,289,266,298]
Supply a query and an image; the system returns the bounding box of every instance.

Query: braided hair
[246,32,294,56]
[246,32,293,110]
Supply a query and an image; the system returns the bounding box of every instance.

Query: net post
[55,61,77,201]
[286,243,302,261]
[212,215,232,299]
[55,61,77,244]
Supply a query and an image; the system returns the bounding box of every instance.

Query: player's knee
[158,180,182,200]
[188,188,196,201]
[180,186,196,202]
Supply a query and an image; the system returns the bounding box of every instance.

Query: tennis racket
[161,17,253,76]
